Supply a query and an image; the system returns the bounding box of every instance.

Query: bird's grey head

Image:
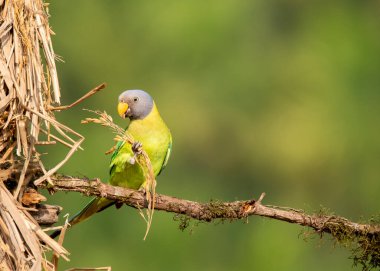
[117,89,154,120]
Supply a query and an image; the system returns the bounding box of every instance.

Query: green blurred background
[43,1,380,270]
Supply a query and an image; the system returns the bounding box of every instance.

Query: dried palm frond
[0,0,84,269]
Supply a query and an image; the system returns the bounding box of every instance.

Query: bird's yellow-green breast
[109,102,172,189]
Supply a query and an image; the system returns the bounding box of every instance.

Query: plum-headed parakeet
[51,90,172,238]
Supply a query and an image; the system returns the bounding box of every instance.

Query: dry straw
[1,0,155,269]
[0,0,82,269]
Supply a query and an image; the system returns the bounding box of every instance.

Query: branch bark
[29,204,62,225]
[37,175,380,237]
[35,175,380,269]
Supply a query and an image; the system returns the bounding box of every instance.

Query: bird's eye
[133,97,139,102]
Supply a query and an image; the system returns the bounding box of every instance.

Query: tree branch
[38,176,379,235]
[36,175,379,269]
[29,204,62,225]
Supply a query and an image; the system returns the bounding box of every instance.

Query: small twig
[53,214,69,271]
[49,83,107,111]
[34,140,56,145]
[105,145,116,155]
[64,267,111,271]
[0,141,16,163]
[40,127,82,150]
[42,226,64,232]
[33,138,84,185]
[14,139,34,199]
[256,192,265,204]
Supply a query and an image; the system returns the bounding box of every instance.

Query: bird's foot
[138,183,147,195]
[138,180,156,197]
[115,201,124,209]
[132,141,143,155]
[131,141,143,164]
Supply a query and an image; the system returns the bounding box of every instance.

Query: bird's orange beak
[117,102,129,118]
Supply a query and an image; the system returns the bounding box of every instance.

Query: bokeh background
[43,1,380,270]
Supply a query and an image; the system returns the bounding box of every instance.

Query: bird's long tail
[50,197,114,239]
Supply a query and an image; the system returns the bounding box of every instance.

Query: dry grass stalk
[0,0,85,269]
[82,110,156,240]
[64,267,112,271]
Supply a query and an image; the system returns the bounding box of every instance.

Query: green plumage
[66,102,171,228]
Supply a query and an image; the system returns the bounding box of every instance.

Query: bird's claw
[132,141,143,155]
[115,201,124,209]
[138,180,156,198]
[138,185,147,196]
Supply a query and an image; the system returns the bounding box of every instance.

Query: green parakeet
[51,90,172,238]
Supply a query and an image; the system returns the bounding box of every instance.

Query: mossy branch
[37,175,380,270]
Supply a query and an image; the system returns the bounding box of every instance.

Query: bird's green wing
[109,120,133,175]
[110,140,124,175]
[157,134,172,176]
[111,140,125,162]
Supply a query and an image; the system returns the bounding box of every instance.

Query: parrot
[51,89,172,238]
